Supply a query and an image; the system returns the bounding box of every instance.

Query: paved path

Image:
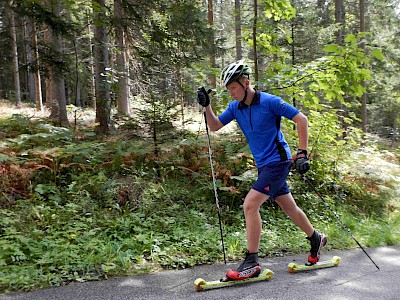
[1,245,399,300]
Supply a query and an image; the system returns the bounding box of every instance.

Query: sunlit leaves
[324,44,340,53]
[344,33,357,44]
[262,0,296,21]
[371,49,384,61]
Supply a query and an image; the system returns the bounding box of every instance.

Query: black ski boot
[224,252,261,281]
[306,230,327,265]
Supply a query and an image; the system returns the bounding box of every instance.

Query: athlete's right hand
[294,149,310,175]
[197,86,212,107]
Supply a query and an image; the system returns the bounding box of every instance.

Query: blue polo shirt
[218,91,299,168]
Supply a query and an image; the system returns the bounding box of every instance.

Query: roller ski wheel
[194,268,273,292]
[288,256,341,273]
[194,278,206,292]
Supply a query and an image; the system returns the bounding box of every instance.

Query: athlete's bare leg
[275,193,314,237]
[243,189,269,253]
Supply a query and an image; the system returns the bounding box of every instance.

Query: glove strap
[297,149,307,155]
[294,149,308,160]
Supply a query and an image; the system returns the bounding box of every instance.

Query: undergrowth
[0,114,399,294]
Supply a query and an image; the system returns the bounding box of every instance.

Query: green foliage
[0,114,34,136]
[261,0,296,21]
[243,0,296,67]
[264,33,373,106]
[0,111,399,294]
[0,177,228,292]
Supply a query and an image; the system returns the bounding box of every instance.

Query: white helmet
[220,60,251,87]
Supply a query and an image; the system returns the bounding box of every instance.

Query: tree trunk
[335,0,346,137]
[335,0,345,45]
[54,30,69,127]
[44,0,60,123]
[30,18,43,112]
[7,0,22,106]
[93,0,113,134]
[252,0,259,86]
[47,0,69,127]
[44,25,54,115]
[291,21,297,114]
[73,34,81,107]
[176,65,185,127]
[87,15,96,109]
[207,0,216,88]
[114,0,130,116]
[24,17,35,103]
[235,0,242,61]
[360,0,367,134]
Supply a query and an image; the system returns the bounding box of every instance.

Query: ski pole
[203,111,227,265]
[302,175,380,270]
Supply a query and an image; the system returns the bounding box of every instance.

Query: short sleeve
[218,102,236,125]
[269,96,299,120]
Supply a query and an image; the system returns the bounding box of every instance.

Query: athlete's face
[226,78,248,101]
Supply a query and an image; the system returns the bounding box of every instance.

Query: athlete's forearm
[204,106,224,132]
[292,112,308,150]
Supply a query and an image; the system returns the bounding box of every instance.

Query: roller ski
[288,256,341,273]
[288,230,340,272]
[194,252,273,292]
[194,268,273,292]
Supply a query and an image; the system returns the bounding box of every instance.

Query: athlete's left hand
[294,149,310,174]
[197,86,212,107]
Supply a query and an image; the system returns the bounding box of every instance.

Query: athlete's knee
[243,198,266,215]
[243,190,269,215]
[243,199,260,215]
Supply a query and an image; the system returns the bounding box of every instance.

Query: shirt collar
[238,89,260,109]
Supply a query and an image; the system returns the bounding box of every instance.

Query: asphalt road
[1,245,399,300]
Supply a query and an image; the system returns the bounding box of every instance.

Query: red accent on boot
[226,266,261,281]
[307,232,327,264]
[307,255,319,265]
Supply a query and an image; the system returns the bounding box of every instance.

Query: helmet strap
[239,87,248,107]
[237,78,248,103]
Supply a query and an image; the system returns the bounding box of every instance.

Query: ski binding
[194,268,273,292]
[288,256,341,273]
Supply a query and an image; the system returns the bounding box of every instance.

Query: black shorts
[252,161,292,201]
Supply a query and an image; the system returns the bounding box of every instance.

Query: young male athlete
[197,60,327,281]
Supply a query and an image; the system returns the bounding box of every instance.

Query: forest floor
[1,99,399,202]
[0,100,49,119]
[339,143,400,210]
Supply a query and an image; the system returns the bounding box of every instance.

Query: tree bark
[93,0,113,134]
[87,15,96,109]
[235,0,242,61]
[53,27,69,127]
[48,0,69,127]
[360,0,367,134]
[335,0,345,137]
[44,25,55,115]
[252,0,259,85]
[30,18,43,112]
[7,0,22,106]
[24,17,35,103]
[335,0,345,45]
[207,0,216,88]
[114,0,131,116]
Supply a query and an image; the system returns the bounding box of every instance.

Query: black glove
[197,86,212,107]
[294,149,310,175]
